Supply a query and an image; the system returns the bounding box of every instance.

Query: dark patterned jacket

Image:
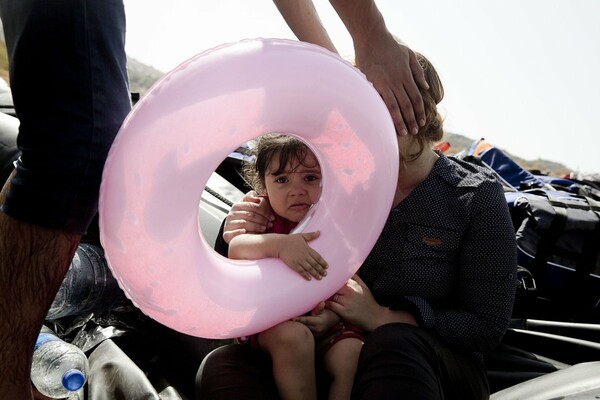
[359,154,517,356]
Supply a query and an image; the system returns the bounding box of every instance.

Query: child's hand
[294,302,340,337]
[278,231,328,280]
[311,301,326,316]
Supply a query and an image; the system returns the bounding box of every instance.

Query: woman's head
[402,51,445,162]
[242,134,322,222]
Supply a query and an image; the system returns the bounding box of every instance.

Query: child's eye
[274,176,288,184]
[305,175,320,182]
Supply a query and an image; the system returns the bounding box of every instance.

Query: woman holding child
[196,52,517,400]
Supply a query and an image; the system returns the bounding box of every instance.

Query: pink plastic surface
[99,38,398,338]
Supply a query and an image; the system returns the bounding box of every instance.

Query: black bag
[508,190,600,321]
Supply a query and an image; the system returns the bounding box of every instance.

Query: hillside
[127,57,164,96]
[0,39,570,176]
[441,132,570,176]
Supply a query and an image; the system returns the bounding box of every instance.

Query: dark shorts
[316,321,366,356]
[0,0,131,233]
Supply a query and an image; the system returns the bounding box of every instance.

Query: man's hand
[354,33,429,136]
[327,0,430,136]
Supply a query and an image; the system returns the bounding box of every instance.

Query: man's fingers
[388,80,429,136]
[374,83,407,137]
[408,51,428,130]
[409,51,429,92]
[380,82,421,137]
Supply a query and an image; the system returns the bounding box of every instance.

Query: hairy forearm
[273,0,338,52]
[328,0,390,52]
[0,177,80,397]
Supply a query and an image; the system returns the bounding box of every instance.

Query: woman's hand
[223,191,274,243]
[327,275,417,331]
[294,301,340,337]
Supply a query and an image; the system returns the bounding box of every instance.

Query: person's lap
[196,324,489,400]
[353,323,489,400]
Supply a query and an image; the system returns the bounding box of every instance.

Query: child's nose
[289,181,307,196]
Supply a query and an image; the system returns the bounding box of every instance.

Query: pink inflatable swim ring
[99,38,398,339]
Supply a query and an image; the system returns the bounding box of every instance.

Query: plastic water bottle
[47,243,123,320]
[31,327,89,398]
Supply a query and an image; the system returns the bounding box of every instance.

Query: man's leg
[0,1,130,398]
[0,177,80,398]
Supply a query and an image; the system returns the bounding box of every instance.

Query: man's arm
[329,0,429,136]
[272,0,338,53]
[273,0,429,136]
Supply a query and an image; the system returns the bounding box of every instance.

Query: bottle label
[34,333,58,351]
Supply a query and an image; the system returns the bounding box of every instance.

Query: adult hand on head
[274,0,429,136]
[222,191,275,243]
[327,0,429,136]
[354,33,429,136]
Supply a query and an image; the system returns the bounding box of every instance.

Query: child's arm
[229,231,328,281]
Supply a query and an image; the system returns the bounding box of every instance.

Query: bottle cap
[62,369,86,391]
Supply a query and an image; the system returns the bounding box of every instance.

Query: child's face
[264,151,322,222]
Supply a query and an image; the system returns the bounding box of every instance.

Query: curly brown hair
[242,134,318,194]
[403,52,445,162]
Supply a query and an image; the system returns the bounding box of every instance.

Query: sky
[123,0,600,173]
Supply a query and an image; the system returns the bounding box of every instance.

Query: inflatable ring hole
[198,133,324,248]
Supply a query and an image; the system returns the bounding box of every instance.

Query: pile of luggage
[454,138,600,323]
[448,139,600,397]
